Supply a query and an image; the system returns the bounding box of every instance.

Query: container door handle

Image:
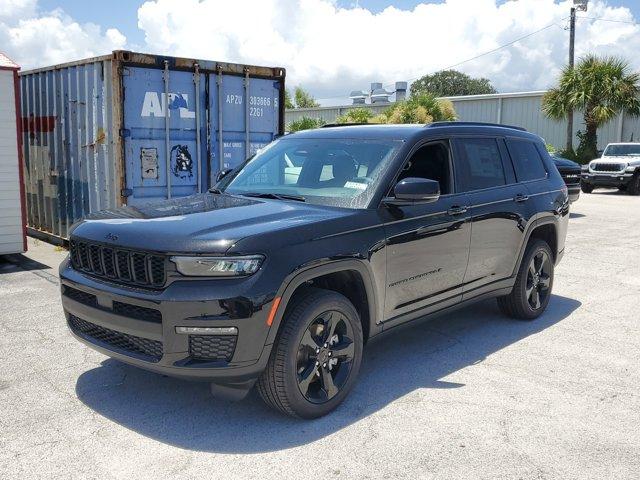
[514,193,529,203]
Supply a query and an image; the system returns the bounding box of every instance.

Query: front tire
[627,174,640,195]
[257,289,363,418]
[498,239,554,320]
[581,182,594,193]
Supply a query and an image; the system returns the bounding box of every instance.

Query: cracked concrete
[1,191,640,479]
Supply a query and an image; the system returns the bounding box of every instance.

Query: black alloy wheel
[296,311,355,404]
[525,250,552,310]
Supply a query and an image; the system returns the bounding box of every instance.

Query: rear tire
[627,174,640,195]
[257,288,363,418]
[498,239,554,320]
[580,182,594,193]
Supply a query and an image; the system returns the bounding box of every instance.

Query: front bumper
[581,172,634,188]
[566,184,580,203]
[59,257,277,385]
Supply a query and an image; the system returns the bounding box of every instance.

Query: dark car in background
[551,154,581,202]
[60,122,569,418]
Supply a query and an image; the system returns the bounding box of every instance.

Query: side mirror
[385,177,440,205]
[216,168,233,183]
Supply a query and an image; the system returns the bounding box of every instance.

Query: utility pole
[566,1,588,151]
[566,7,576,151]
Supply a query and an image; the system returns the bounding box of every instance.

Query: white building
[285,91,640,151]
[0,52,27,255]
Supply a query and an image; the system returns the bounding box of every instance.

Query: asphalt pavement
[1,190,639,479]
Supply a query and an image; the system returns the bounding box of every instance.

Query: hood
[551,156,580,169]
[70,193,352,253]
[596,156,640,166]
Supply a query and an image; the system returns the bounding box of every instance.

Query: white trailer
[0,53,27,255]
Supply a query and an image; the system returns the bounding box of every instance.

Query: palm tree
[542,55,640,161]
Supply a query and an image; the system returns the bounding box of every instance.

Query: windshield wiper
[240,192,306,202]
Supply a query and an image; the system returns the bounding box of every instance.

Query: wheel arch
[512,216,560,277]
[265,260,380,347]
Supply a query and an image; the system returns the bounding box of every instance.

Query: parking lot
[1,190,639,480]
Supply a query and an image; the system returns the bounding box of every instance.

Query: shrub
[336,108,375,124]
[381,93,457,124]
[287,117,325,132]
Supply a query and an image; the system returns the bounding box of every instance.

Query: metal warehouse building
[285,91,640,151]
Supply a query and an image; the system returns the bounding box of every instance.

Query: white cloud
[0,2,126,70]
[136,0,640,104]
[2,0,639,105]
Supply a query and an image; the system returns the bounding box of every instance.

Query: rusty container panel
[20,57,119,241]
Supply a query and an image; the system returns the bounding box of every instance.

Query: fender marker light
[266,297,281,326]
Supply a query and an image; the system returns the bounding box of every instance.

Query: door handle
[447,205,468,216]
[514,193,529,203]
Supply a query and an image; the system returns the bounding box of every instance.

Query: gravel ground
[1,190,639,480]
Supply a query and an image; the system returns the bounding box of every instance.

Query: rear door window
[454,138,506,192]
[506,139,548,182]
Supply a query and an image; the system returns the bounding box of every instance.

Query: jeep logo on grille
[105,233,119,242]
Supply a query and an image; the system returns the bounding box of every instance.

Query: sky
[2,0,640,105]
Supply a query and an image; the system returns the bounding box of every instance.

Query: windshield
[603,144,640,157]
[218,137,403,209]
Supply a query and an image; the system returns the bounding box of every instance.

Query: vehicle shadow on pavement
[76,294,580,453]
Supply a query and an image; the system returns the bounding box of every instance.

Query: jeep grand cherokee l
[60,122,569,418]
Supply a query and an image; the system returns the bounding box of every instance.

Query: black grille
[63,285,98,307]
[561,172,581,186]
[189,335,237,362]
[70,240,166,288]
[113,301,162,323]
[592,162,625,172]
[68,314,163,362]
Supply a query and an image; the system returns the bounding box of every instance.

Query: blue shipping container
[19,50,286,241]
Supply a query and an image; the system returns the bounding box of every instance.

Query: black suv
[61,122,569,418]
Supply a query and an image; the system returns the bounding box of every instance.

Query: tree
[294,87,320,108]
[284,89,295,110]
[542,55,640,162]
[410,70,497,97]
[287,116,325,132]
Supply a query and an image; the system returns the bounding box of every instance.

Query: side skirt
[371,282,513,344]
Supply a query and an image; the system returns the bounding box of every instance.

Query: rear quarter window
[506,139,548,182]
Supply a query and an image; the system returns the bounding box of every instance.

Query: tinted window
[507,139,547,181]
[455,138,506,191]
[398,142,451,194]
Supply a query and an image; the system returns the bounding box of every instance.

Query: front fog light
[171,255,264,277]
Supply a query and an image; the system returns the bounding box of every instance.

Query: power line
[576,16,639,26]
[313,19,566,102]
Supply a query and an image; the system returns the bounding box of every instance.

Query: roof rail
[320,123,367,128]
[426,121,527,132]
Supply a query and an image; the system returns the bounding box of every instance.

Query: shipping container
[0,52,27,255]
[19,50,286,242]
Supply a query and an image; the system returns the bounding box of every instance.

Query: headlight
[626,166,636,173]
[170,255,264,277]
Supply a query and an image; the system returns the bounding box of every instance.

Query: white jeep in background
[581,142,640,195]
